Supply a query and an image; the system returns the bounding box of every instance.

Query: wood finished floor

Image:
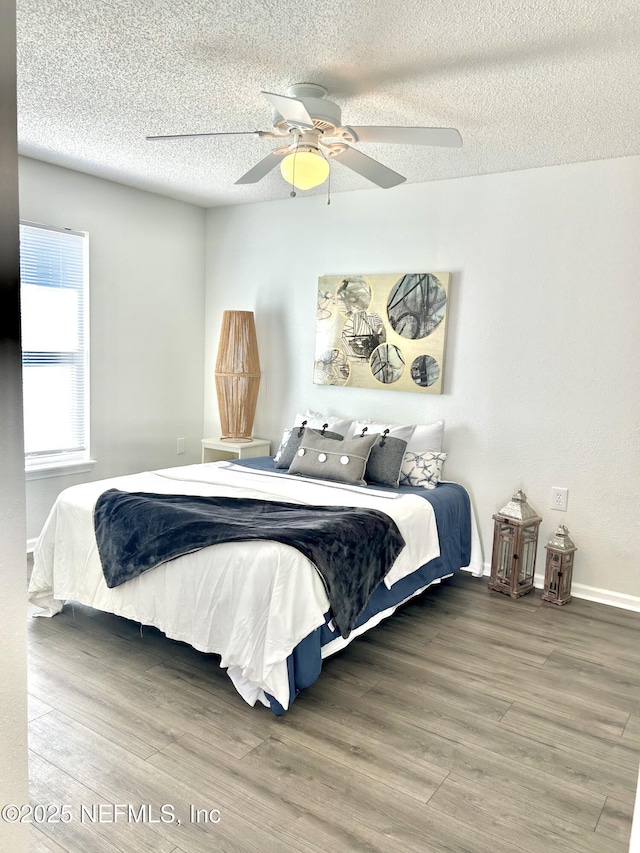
[26,571,640,853]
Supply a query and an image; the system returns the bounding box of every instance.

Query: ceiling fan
[147,83,462,192]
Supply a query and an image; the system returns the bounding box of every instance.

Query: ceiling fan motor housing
[272,83,342,133]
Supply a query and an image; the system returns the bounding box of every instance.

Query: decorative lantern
[489,490,542,598]
[542,525,576,605]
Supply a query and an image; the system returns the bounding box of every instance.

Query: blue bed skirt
[231,457,472,715]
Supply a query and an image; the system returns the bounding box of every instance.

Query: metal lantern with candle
[541,525,576,605]
[489,490,542,598]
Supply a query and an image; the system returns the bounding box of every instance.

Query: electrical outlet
[176,437,186,455]
[551,487,568,511]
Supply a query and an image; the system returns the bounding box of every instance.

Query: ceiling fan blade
[348,126,462,147]
[235,151,285,185]
[332,146,405,189]
[146,130,266,141]
[261,91,315,130]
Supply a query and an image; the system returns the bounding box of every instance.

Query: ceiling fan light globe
[280,150,330,190]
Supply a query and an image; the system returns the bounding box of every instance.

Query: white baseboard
[569,582,640,612]
[463,563,640,613]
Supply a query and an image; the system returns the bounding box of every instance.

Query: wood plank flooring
[26,571,640,853]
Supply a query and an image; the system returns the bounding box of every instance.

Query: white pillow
[349,418,444,452]
[407,420,444,453]
[294,409,323,421]
[351,420,416,444]
[399,451,447,489]
[293,411,352,437]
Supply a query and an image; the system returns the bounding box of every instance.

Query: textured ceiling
[16,0,640,207]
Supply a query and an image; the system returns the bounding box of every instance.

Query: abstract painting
[314,272,451,394]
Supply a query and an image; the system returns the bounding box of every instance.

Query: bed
[28,454,483,714]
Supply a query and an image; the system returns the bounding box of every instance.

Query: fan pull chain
[290,148,297,197]
[327,163,331,205]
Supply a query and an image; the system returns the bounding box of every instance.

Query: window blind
[19,222,90,469]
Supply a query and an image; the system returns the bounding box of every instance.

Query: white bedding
[29,462,476,710]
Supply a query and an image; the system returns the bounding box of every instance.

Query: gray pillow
[288,429,377,486]
[274,425,344,469]
[364,434,409,488]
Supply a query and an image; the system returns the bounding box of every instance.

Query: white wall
[0,0,28,847]
[19,158,207,539]
[205,156,640,603]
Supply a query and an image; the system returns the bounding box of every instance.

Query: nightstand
[201,437,271,463]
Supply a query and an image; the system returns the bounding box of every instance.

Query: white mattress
[29,462,478,709]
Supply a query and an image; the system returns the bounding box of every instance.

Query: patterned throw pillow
[399,451,447,489]
[287,429,377,486]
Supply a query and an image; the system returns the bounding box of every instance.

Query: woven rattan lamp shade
[215,310,261,441]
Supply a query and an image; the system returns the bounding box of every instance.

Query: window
[19,221,91,475]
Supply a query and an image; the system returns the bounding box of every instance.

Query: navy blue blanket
[93,489,405,639]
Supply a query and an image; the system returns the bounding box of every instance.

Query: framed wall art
[314,272,451,394]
